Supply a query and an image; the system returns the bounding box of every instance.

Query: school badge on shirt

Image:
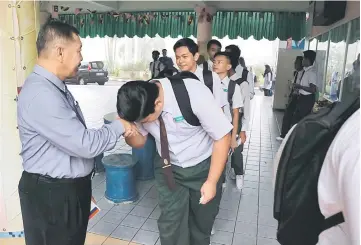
[173,116,184,122]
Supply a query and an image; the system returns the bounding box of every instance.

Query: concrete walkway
[87,93,281,245]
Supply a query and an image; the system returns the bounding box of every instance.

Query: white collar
[220,76,230,84]
[304,65,314,72]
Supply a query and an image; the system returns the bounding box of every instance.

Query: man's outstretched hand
[118,117,139,137]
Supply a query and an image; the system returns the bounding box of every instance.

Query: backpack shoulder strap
[203,61,209,71]
[227,80,236,109]
[202,69,213,93]
[168,74,200,127]
[234,78,245,86]
[241,69,249,83]
[322,212,344,232]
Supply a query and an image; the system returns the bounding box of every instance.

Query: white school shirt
[220,76,243,122]
[317,109,360,245]
[299,65,318,95]
[150,60,165,78]
[235,65,255,99]
[193,66,228,109]
[136,78,233,168]
[230,73,250,131]
[264,72,273,90]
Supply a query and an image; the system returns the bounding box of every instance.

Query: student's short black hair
[214,52,231,63]
[117,81,159,122]
[225,45,241,59]
[303,50,316,65]
[295,56,303,63]
[173,38,199,56]
[239,57,246,68]
[230,55,239,70]
[152,50,160,56]
[207,39,222,50]
[36,20,79,55]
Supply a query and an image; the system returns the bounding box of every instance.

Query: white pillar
[0,0,39,235]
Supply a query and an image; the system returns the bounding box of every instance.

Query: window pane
[309,38,318,51]
[341,40,360,98]
[325,38,347,100]
[315,39,328,93]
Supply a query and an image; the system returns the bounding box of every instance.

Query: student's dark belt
[159,115,176,190]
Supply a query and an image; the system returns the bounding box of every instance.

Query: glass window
[340,40,360,99]
[345,40,360,75]
[90,61,104,69]
[309,38,318,51]
[80,62,89,69]
[315,38,328,93]
[325,38,347,100]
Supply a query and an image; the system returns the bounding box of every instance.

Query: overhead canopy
[51,1,309,14]
[58,10,306,40]
[315,17,360,43]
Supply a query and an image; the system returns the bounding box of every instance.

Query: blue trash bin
[102,154,138,203]
[132,135,156,180]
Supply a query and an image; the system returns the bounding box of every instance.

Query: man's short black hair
[152,50,160,56]
[214,52,231,63]
[207,39,222,50]
[225,45,241,59]
[36,20,79,55]
[173,38,199,56]
[303,50,316,65]
[162,49,167,51]
[117,81,159,122]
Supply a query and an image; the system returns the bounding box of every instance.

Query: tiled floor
[87,92,282,245]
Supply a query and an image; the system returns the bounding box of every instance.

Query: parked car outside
[65,61,109,85]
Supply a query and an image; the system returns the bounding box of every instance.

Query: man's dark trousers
[280,95,299,138]
[18,171,92,245]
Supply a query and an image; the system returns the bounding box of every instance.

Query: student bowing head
[117,81,164,123]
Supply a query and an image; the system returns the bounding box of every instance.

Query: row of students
[116,38,253,244]
[174,38,251,189]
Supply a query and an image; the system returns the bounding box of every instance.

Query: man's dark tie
[64,85,87,128]
[159,115,176,190]
[293,71,299,84]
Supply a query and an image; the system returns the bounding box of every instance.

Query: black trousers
[280,94,315,137]
[264,89,272,96]
[280,95,299,138]
[18,171,92,245]
[231,143,244,175]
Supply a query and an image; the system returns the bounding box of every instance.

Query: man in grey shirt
[17,21,135,245]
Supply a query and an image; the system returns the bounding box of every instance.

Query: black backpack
[203,68,213,93]
[167,71,202,126]
[273,95,360,245]
[227,74,248,129]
